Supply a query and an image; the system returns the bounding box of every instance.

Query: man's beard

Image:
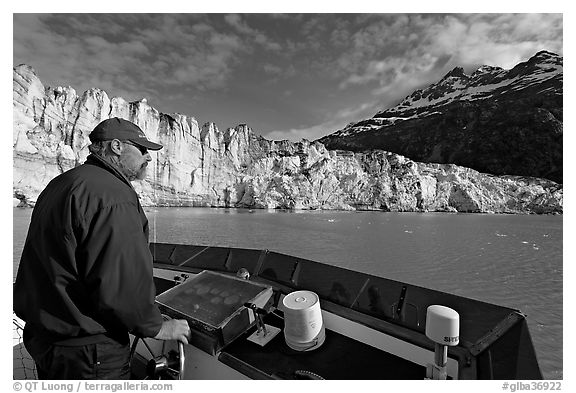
[118,157,148,181]
[135,162,148,180]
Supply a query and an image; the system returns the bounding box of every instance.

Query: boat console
[155,270,274,355]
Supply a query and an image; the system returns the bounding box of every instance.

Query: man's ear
[109,139,123,156]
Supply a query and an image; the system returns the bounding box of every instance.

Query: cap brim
[129,139,163,151]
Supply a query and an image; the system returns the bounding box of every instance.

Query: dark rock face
[318,51,563,184]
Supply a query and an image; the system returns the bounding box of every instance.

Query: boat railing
[13,313,37,380]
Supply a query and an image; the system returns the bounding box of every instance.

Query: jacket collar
[85,154,134,189]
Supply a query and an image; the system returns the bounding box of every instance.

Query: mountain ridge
[318,51,562,183]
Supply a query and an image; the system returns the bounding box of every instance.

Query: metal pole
[434,343,448,367]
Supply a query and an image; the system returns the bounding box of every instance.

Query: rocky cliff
[318,51,563,184]
[13,64,562,214]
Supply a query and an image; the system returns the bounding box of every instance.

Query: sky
[12,12,564,143]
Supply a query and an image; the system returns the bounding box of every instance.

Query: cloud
[262,63,296,82]
[263,63,283,75]
[264,100,381,142]
[224,13,282,51]
[336,14,563,96]
[264,123,335,143]
[424,14,563,69]
[224,14,255,35]
[333,101,381,123]
[13,14,251,101]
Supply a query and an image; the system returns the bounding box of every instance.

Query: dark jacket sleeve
[81,201,163,338]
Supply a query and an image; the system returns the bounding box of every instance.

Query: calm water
[13,207,563,379]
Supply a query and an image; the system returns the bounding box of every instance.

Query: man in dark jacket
[14,118,190,379]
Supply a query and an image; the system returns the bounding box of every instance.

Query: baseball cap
[89,117,163,151]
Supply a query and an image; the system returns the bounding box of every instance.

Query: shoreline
[13,204,563,215]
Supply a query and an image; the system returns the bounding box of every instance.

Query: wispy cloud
[224,13,282,51]
[336,14,563,91]
[13,14,248,100]
[224,14,255,35]
[264,100,381,142]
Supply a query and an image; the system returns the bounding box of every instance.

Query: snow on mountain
[318,51,563,183]
[363,51,561,131]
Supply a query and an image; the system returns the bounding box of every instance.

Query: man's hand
[154,319,191,344]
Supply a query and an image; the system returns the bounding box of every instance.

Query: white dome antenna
[425,305,460,380]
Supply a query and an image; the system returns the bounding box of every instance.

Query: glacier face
[12,63,562,214]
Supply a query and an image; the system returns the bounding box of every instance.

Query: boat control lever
[425,305,459,380]
[244,302,281,346]
[244,303,268,335]
[145,342,184,380]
